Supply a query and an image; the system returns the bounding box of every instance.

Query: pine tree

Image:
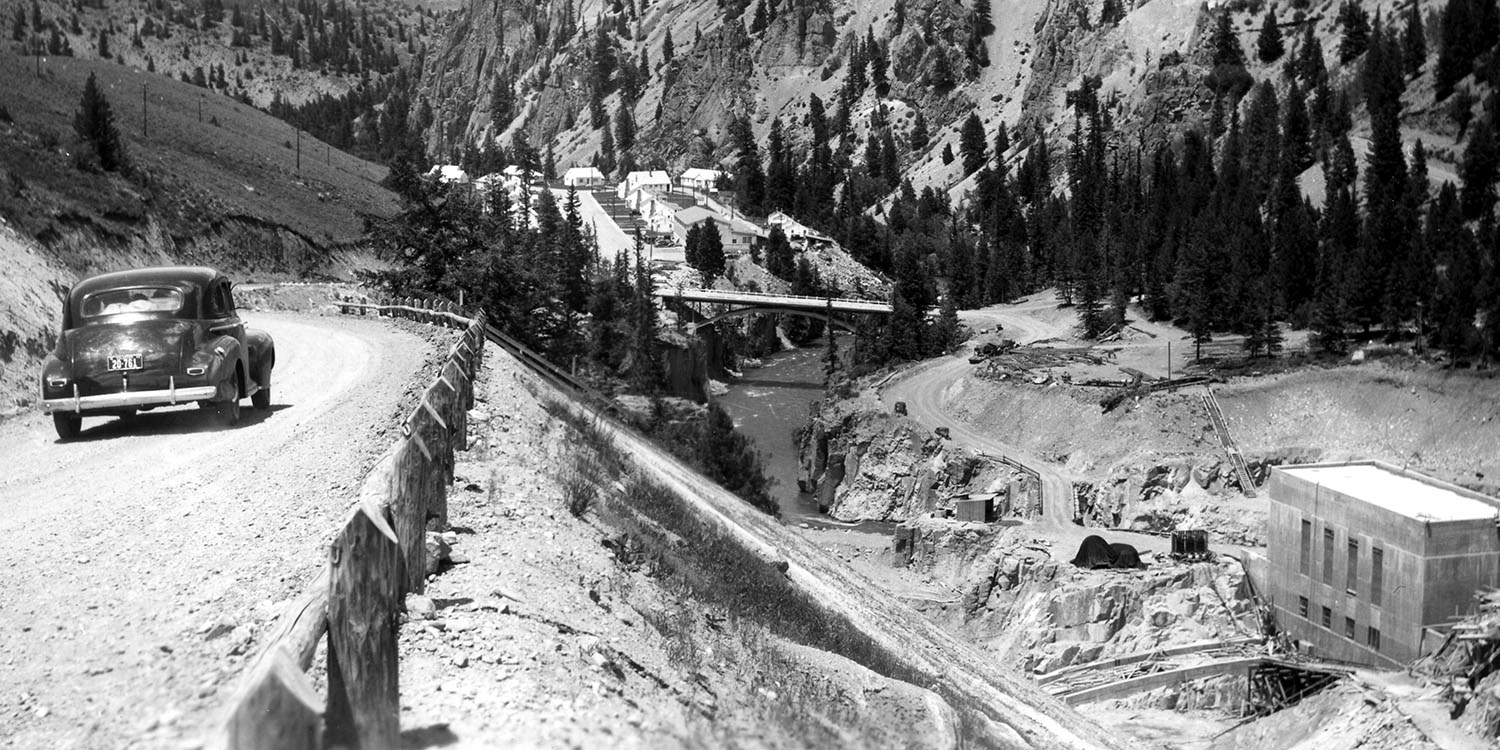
[764,225,794,279]
[1462,113,1499,219]
[1212,12,1244,67]
[959,111,986,175]
[1337,0,1371,63]
[662,27,673,63]
[972,0,994,37]
[695,220,726,283]
[941,143,954,165]
[614,105,635,152]
[97,29,109,58]
[1404,0,1427,77]
[909,110,929,151]
[749,0,767,34]
[1295,23,1328,86]
[1257,8,1284,62]
[1438,0,1482,99]
[73,73,126,172]
[11,7,24,41]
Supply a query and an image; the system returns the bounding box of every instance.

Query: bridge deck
[655,287,893,314]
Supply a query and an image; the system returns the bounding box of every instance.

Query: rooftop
[1279,461,1500,523]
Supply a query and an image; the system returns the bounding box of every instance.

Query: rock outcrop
[798,399,1036,522]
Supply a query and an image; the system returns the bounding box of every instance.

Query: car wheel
[53,413,81,441]
[216,396,240,427]
[252,386,270,410]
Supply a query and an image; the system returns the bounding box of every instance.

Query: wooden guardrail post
[325,499,403,750]
[219,649,323,750]
[390,438,430,595]
[407,399,452,530]
[440,360,469,450]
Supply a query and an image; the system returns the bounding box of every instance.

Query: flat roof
[1280,462,1500,523]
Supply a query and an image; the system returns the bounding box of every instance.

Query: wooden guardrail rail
[209,297,485,750]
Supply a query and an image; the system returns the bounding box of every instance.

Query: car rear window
[81,287,185,320]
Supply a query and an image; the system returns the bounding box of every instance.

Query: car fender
[245,328,275,389]
[206,334,246,401]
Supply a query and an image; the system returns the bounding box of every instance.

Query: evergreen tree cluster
[366,173,665,391]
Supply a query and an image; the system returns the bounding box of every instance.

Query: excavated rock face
[799,401,1034,522]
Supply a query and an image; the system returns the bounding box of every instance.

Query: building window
[1323,528,1335,585]
[1300,520,1312,575]
[1347,540,1359,596]
[1371,547,1384,607]
[1367,627,1381,651]
[1321,606,1332,629]
[1345,617,1356,639]
[1298,596,1309,618]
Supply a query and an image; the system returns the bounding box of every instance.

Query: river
[714,337,897,533]
[714,342,828,524]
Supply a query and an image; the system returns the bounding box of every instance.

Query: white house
[563,166,606,188]
[620,170,672,197]
[426,164,470,184]
[767,210,834,245]
[678,168,727,192]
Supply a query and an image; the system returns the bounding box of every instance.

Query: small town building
[678,168,727,192]
[671,206,765,252]
[426,164,470,184]
[1267,460,1500,667]
[563,166,607,188]
[768,210,835,245]
[621,170,672,196]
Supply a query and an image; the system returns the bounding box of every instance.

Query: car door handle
[209,323,241,334]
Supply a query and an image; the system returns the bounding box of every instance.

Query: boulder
[425,532,452,575]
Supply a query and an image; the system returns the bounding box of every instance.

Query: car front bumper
[42,382,219,414]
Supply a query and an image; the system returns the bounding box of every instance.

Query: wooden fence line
[210,300,486,750]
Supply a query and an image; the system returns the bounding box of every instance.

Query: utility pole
[295,129,301,176]
[325,142,329,167]
[141,84,147,137]
[197,93,203,124]
[1167,341,1172,382]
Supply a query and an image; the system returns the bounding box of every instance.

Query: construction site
[787,291,1500,749]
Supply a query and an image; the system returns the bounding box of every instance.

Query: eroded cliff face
[415,0,1216,176]
[798,398,1037,522]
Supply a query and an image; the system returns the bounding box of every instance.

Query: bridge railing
[653,286,891,307]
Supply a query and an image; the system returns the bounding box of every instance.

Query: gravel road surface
[0,312,436,750]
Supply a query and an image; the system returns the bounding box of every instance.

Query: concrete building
[562,166,606,188]
[1267,461,1500,667]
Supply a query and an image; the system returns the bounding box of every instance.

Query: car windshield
[81,287,185,320]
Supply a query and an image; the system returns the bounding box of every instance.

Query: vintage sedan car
[39,266,275,440]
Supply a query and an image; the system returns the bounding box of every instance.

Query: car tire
[217,395,241,427]
[252,386,270,410]
[53,414,81,441]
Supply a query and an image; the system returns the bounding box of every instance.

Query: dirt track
[0,312,435,750]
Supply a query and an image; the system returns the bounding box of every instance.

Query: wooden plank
[260,565,332,671]
[325,499,403,750]
[217,647,323,750]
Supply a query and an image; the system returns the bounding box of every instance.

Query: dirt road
[0,312,435,750]
[884,299,1077,526]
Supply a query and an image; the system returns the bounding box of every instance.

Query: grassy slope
[0,50,397,246]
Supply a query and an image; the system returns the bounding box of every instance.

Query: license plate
[108,354,143,371]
